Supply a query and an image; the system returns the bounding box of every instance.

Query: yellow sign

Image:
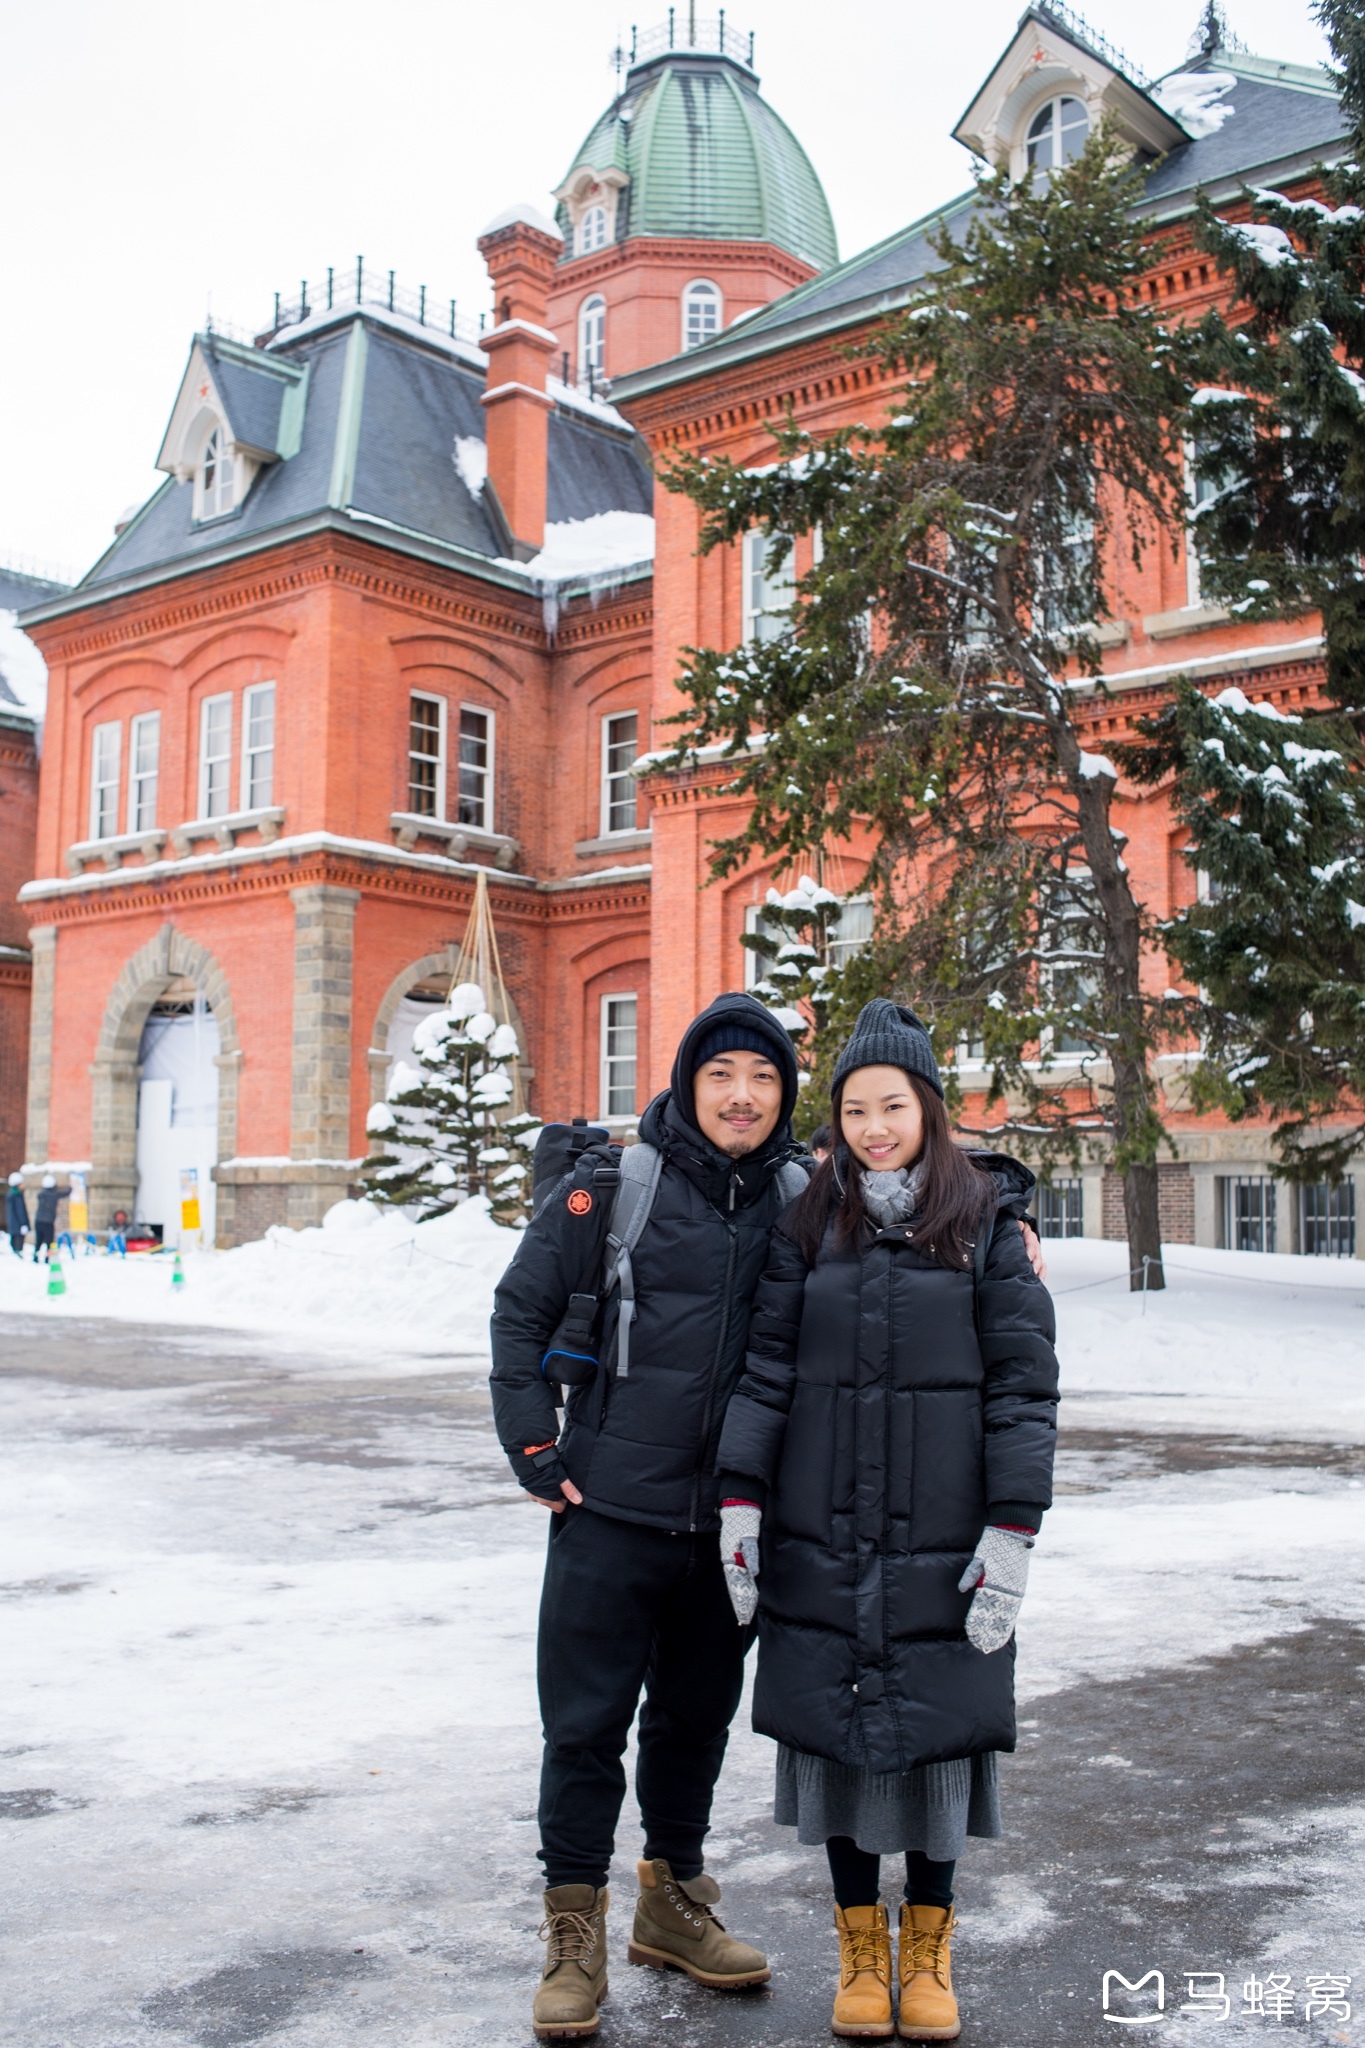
[179,1167,201,1234]
[69,1171,89,1235]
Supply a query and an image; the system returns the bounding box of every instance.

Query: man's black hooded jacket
[489,993,805,1534]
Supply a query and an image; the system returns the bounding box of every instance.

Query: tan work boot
[533,1884,609,2039]
[897,1902,960,2040]
[627,1857,770,1987]
[832,1903,895,2039]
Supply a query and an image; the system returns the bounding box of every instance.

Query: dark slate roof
[614,53,1346,405]
[205,339,297,453]
[547,409,654,524]
[0,566,71,614]
[1138,56,1346,216]
[69,312,651,600]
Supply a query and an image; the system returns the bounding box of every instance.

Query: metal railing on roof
[1035,1,1151,89]
[256,261,485,348]
[628,10,754,70]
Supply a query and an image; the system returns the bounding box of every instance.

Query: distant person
[106,1209,129,1258]
[33,1175,65,1262]
[809,1122,832,1163]
[6,1173,29,1257]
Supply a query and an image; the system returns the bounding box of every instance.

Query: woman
[715,1000,1058,2041]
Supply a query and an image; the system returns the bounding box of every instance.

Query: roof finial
[1192,0,1226,58]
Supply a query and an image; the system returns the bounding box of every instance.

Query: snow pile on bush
[0,1196,521,1363]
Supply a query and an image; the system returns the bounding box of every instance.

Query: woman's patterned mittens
[957,1525,1034,1653]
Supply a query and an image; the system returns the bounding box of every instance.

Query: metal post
[356,255,364,304]
[719,7,725,53]
[748,28,754,63]
[630,24,636,60]
[300,280,308,319]
[273,291,280,328]
[419,284,426,325]
[562,350,570,383]
[388,268,395,311]
[1141,1254,1151,1313]
[688,0,695,42]
[668,6,674,46]
[449,299,457,336]
[327,266,334,309]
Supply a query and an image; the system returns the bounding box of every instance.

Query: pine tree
[1124,0,1365,1179]
[742,873,864,1136]
[362,982,538,1224]
[661,131,1196,1287]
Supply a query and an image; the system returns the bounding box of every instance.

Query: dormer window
[579,205,609,255]
[198,424,235,521]
[683,280,722,353]
[1025,96,1089,173]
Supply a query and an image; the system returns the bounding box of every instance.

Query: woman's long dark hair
[791,1071,996,1271]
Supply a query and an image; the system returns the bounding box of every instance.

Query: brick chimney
[477,205,563,558]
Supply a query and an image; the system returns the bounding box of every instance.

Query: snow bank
[0,1197,520,1364]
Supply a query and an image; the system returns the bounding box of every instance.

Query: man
[490,992,1046,2039]
[491,992,801,2038]
[6,1173,29,1258]
[33,1174,65,1262]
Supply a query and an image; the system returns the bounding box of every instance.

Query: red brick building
[16,10,1362,1256]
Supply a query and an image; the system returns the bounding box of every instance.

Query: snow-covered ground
[3,1232,1364,2043]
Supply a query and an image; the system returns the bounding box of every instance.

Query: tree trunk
[1123,1157,1165,1293]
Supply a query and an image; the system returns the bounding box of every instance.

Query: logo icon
[567,1189,594,1216]
[1103,1970,1165,2025]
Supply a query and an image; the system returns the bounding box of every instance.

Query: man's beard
[720,1126,760,1159]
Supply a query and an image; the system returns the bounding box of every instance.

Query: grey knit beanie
[832,999,944,1100]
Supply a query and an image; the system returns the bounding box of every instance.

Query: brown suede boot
[532,1884,609,2039]
[832,1903,895,2038]
[627,1857,770,1987]
[897,1902,960,2041]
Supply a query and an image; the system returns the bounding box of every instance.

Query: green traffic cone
[172,1252,184,1289]
[46,1256,65,1298]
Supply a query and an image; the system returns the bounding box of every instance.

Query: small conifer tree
[362,982,538,1224]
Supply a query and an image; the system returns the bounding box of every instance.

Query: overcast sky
[0,0,1331,581]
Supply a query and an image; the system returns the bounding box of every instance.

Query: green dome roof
[558,51,838,271]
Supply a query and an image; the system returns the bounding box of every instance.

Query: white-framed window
[198,424,235,521]
[1038,1178,1084,1237]
[742,529,795,644]
[742,904,782,988]
[827,897,874,969]
[1184,437,1224,607]
[408,692,446,819]
[89,721,121,841]
[601,711,640,834]
[127,712,160,834]
[1222,1174,1277,1253]
[198,693,233,819]
[578,205,608,255]
[600,993,638,1117]
[744,896,872,988]
[241,682,276,811]
[1025,95,1089,174]
[578,295,606,385]
[457,705,493,831]
[683,279,722,353]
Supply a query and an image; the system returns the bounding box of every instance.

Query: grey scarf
[859,1160,926,1228]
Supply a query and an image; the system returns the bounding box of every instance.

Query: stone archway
[90,922,241,1236]
[367,948,532,1108]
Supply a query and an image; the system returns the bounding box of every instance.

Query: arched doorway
[133,979,222,1245]
[90,924,240,1242]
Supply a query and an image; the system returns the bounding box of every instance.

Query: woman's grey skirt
[774,1745,1002,1860]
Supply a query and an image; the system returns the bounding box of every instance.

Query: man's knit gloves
[957,1526,1035,1654]
[720,1502,762,1626]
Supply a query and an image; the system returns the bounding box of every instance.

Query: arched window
[198,425,235,520]
[1025,96,1089,173]
[682,279,722,353]
[578,295,606,386]
[579,205,608,256]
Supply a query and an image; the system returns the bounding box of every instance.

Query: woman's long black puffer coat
[714,1156,1059,1775]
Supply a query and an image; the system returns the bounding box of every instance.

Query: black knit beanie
[831,999,944,1099]
[692,1022,785,1071]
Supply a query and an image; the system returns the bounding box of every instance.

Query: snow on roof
[265,298,488,371]
[480,201,563,240]
[519,510,655,583]
[546,375,632,431]
[1152,69,1238,139]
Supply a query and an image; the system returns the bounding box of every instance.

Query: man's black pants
[537,1503,748,1891]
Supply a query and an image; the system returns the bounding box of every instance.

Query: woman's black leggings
[826,1835,955,1909]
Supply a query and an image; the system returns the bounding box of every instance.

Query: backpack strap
[602,1142,664,1379]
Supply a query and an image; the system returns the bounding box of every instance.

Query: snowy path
[2,1252,1364,2046]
